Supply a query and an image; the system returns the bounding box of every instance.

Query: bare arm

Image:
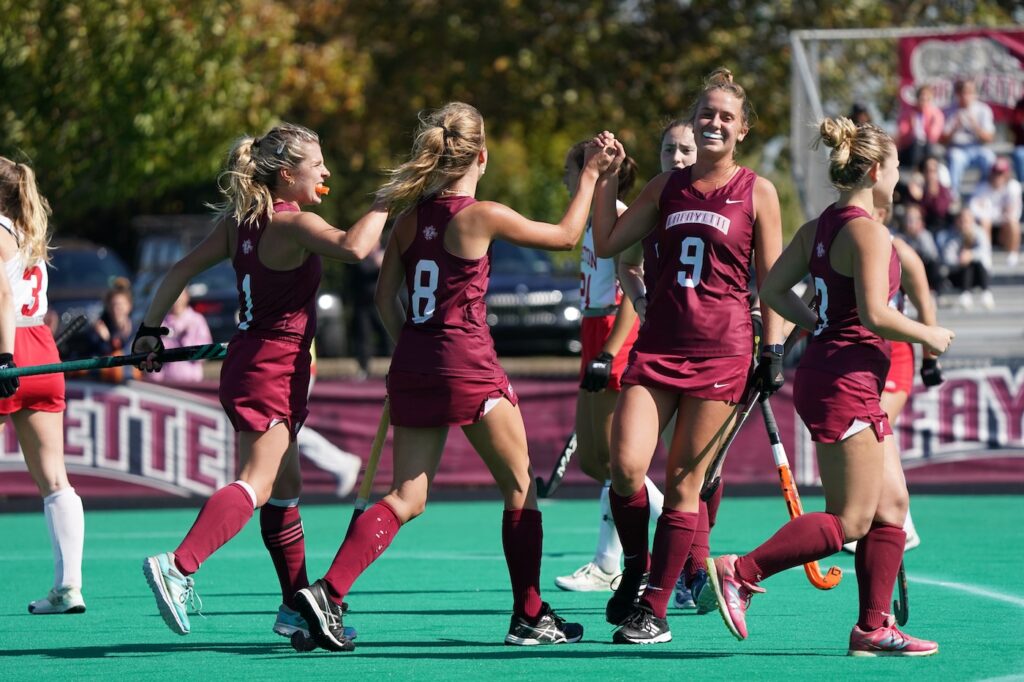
[593,172,667,258]
[0,231,16,355]
[752,177,785,346]
[760,220,819,332]
[373,227,407,345]
[289,200,390,263]
[616,241,647,323]
[892,237,936,327]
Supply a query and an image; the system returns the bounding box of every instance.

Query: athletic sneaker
[143,552,200,635]
[612,604,671,644]
[842,540,857,554]
[606,570,649,626]
[28,586,86,615]
[690,570,717,615]
[904,526,921,551]
[554,562,617,592]
[848,615,938,657]
[672,575,695,609]
[504,602,584,645]
[274,604,357,640]
[294,579,355,652]
[706,555,765,641]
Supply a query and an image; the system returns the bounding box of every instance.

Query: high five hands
[583,131,625,177]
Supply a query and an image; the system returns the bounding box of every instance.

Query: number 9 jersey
[633,167,756,358]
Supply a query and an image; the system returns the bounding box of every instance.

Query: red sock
[643,509,698,618]
[323,501,400,604]
[735,512,844,584]
[174,482,255,575]
[260,501,308,610]
[609,486,651,575]
[683,502,711,583]
[502,508,543,620]
[855,522,906,631]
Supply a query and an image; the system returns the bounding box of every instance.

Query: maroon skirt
[219,335,311,437]
[387,370,518,428]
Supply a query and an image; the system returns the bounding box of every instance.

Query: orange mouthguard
[315,184,330,196]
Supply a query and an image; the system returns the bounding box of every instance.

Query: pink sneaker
[706,555,764,641]
[848,616,938,657]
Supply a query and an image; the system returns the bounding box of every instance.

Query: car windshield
[490,241,552,276]
[49,247,130,289]
[188,262,237,297]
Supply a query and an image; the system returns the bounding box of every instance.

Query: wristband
[763,343,784,356]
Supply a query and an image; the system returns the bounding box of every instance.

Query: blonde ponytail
[377,102,485,213]
[0,157,52,264]
[815,116,893,191]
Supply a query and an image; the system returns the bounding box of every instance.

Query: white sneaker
[979,290,995,310]
[1008,251,1019,267]
[554,561,618,592]
[28,586,86,614]
[842,540,857,554]
[904,527,921,551]
[958,291,974,309]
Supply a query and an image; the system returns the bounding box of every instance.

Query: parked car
[485,241,582,355]
[47,238,133,327]
[132,215,346,356]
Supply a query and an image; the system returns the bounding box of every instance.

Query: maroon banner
[898,29,1024,121]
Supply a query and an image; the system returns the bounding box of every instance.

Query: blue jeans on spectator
[947,144,996,200]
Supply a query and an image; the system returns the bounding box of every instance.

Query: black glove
[580,352,614,392]
[0,352,19,398]
[132,324,169,371]
[752,345,784,395]
[920,357,944,387]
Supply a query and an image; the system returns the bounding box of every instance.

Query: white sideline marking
[977,675,1024,682]
[912,575,1024,608]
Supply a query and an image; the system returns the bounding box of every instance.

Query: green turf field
[1,495,1022,680]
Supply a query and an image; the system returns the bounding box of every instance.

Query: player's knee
[840,513,874,541]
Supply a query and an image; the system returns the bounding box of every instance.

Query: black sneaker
[612,604,672,644]
[504,602,584,645]
[606,570,649,625]
[294,580,355,652]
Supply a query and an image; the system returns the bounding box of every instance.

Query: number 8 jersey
[634,167,756,358]
[389,195,504,378]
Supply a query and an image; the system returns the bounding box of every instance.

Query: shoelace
[181,577,205,618]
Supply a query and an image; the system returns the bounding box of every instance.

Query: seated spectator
[939,208,994,310]
[969,157,1022,266]
[80,277,140,382]
[941,79,996,200]
[1011,95,1024,207]
[897,84,945,169]
[905,156,954,233]
[896,203,944,292]
[145,289,213,384]
[848,102,872,125]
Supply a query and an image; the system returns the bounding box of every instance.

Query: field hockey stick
[535,431,578,498]
[894,561,909,625]
[0,342,228,380]
[344,398,390,538]
[54,314,88,351]
[760,395,843,590]
[700,384,761,501]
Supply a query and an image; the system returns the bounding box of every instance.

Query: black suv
[485,241,582,355]
[48,238,133,326]
[132,215,346,356]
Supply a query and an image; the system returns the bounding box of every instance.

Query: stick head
[806,563,843,590]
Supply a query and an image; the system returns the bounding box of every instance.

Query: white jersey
[580,200,627,313]
[0,215,48,325]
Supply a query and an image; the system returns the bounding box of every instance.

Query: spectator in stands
[82,277,139,382]
[896,203,944,293]
[145,289,213,384]
[897,84,945,170]
[848,102,872,125]
[941,79,996,200]
[940,207,993,310]
[1011,95,1024,188]
[969,157,1022,267]
[905,156,954,233]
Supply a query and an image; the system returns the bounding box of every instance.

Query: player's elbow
[860,307,888,335]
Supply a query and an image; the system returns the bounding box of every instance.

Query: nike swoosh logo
[725,199,743,204]
[713,382,729,388]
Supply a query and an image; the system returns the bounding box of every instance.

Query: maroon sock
[643,509,698,618]
[323,501,401,604]
[609,486,651,575]
[174,482,255,575]
[706,478,723,528]
[683,501,711,583]
[260,502,308,610]
[735,512,844,584]
[502,508,543,620]
[855,522,906,631]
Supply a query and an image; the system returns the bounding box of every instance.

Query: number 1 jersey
[390,195,504,378]
[634,167,756,358]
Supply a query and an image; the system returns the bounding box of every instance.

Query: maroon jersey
[800,203,901,388]
[231,201,321,347]
[633,167,757,357]
[389,195,504,378]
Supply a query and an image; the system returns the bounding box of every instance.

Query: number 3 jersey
[0,215,48,324]
[389,195,504,378]
[633,166,756,358]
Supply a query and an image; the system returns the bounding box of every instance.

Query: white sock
[644,476,665,519]
[43,487,85,590]
[235,480,258,508]
[593,481,622,574]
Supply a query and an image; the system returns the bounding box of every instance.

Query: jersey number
[812,276,829,336]
[411,259,439,324]
[21,265,43,316]
[238,274,254,330]
[675,236,705,289]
